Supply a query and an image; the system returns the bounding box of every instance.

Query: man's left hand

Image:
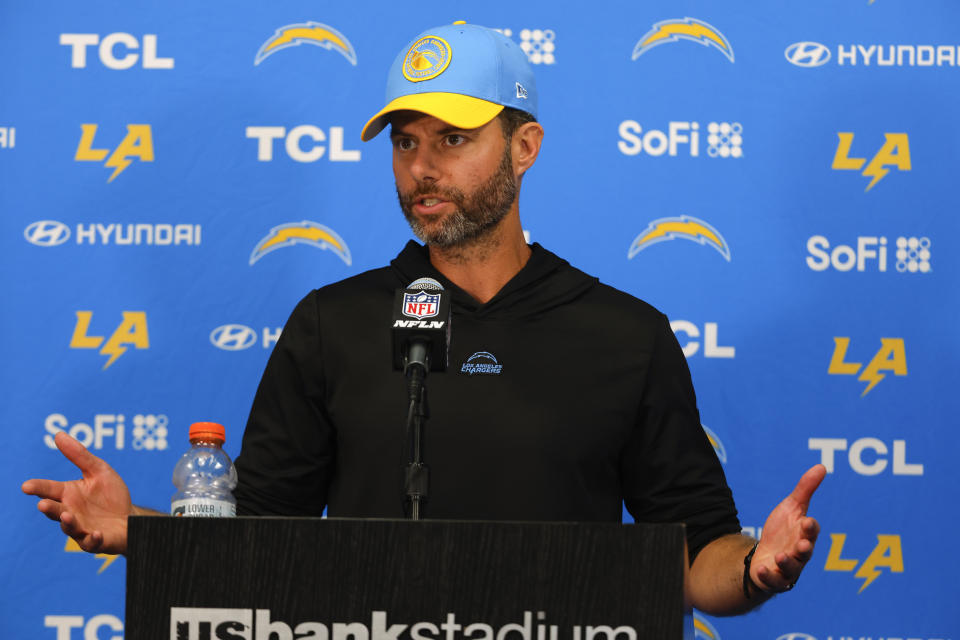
[750,463,827,593]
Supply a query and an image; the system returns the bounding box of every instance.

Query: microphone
[391,277,451,380]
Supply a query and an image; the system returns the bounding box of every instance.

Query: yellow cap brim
[361,93,505,141]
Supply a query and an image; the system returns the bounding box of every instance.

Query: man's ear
[512,122,544,178]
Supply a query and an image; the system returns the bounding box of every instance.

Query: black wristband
[743,541,761,599]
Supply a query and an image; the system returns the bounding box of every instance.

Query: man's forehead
[389,110,494,136]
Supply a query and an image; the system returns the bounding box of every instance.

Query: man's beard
[396,144,518,249]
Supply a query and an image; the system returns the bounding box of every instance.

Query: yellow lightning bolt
[693,617,716,639]
[65,537,119,573]
[854,559,882,593]
[641,220,725,248]
[264,26,349,55]
[100,341,127,370]
[104,154,132,183]
[858,367,885,397]
[642,22,730,53]
[861,162,889,192]
[259,226,344,254]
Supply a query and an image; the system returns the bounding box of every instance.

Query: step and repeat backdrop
[2,1,957,639]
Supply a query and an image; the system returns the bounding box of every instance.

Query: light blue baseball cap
[361,22,538,141]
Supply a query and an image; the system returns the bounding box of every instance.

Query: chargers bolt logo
[785,42,831,67]
[25,220,71,246]
[701,425,727,464]
[628,216,731,261]
[255,22,357,66]
[250,221,351,266]
[460,352,504,375]
[403,35,451,82]
[210,325,257,351]
[632,18,734,62]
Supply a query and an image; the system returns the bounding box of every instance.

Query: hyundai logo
[785,42,831,67]
[24,220,71,247]
[776,634,817,640]
[210,324,257,351]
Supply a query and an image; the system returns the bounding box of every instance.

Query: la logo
[75,124,154,182]
[832,132,911,192]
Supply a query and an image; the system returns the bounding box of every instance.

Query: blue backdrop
[2,1,957,639]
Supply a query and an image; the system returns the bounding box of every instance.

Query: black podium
[125,517,691,640]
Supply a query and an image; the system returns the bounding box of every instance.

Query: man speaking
[24,22,825,617]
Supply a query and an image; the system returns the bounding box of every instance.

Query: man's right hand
[22,431,134,555]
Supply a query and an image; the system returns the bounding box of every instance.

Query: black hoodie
[235,241,740,559]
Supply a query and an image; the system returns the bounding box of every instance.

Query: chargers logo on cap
[628,215,731,261]
[403,36,451,82]
[249,221,352,266]
[255,22,357,66]
[403,291,441,319]
[632,17,734,63]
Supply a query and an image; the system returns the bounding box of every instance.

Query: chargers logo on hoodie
[460,352,504,375]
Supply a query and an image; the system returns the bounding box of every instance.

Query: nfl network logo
[402,291,440,319]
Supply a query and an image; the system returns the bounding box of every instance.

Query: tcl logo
[809,438,923,476]
[45,615,123,639]
[60,33,173,69]
[670,321,735,358]
[246,126,360,162]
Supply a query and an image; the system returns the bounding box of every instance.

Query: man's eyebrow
[390,124,477,139]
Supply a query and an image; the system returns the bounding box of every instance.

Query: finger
[37,499,65,522]
[793,538,815,564]
[22,478,65,501]
[775,552,803,578]
[54,431,108,476]
[756,563,794,592]
[754,564,785,591]
[788,464,827,511]
[802,517,820,543]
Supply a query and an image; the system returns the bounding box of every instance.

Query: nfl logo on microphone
[403,291,440,319]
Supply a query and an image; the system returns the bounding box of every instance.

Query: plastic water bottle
[171,422,237,517]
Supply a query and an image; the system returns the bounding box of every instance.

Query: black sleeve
[621,313,741,562]
[233,291,335,516]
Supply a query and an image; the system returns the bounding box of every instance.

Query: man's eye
[394,138,415,150]
[445,134,465,146]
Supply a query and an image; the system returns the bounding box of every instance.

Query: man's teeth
[422,198,440,206]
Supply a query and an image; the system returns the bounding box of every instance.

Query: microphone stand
[403,349,430,520]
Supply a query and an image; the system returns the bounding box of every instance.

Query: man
[23,22,824,616]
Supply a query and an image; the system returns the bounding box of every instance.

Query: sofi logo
[44,413,169,451]
[806,235,931,274]
[618,121,742,158]
[824,534,904,593]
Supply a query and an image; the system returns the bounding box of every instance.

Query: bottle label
[171,498,236,517]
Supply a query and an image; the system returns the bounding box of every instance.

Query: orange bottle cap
[189,421,226,443]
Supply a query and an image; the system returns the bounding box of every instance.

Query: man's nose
[408,146,439,183]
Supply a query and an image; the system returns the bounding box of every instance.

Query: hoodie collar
[389,240,597,319]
